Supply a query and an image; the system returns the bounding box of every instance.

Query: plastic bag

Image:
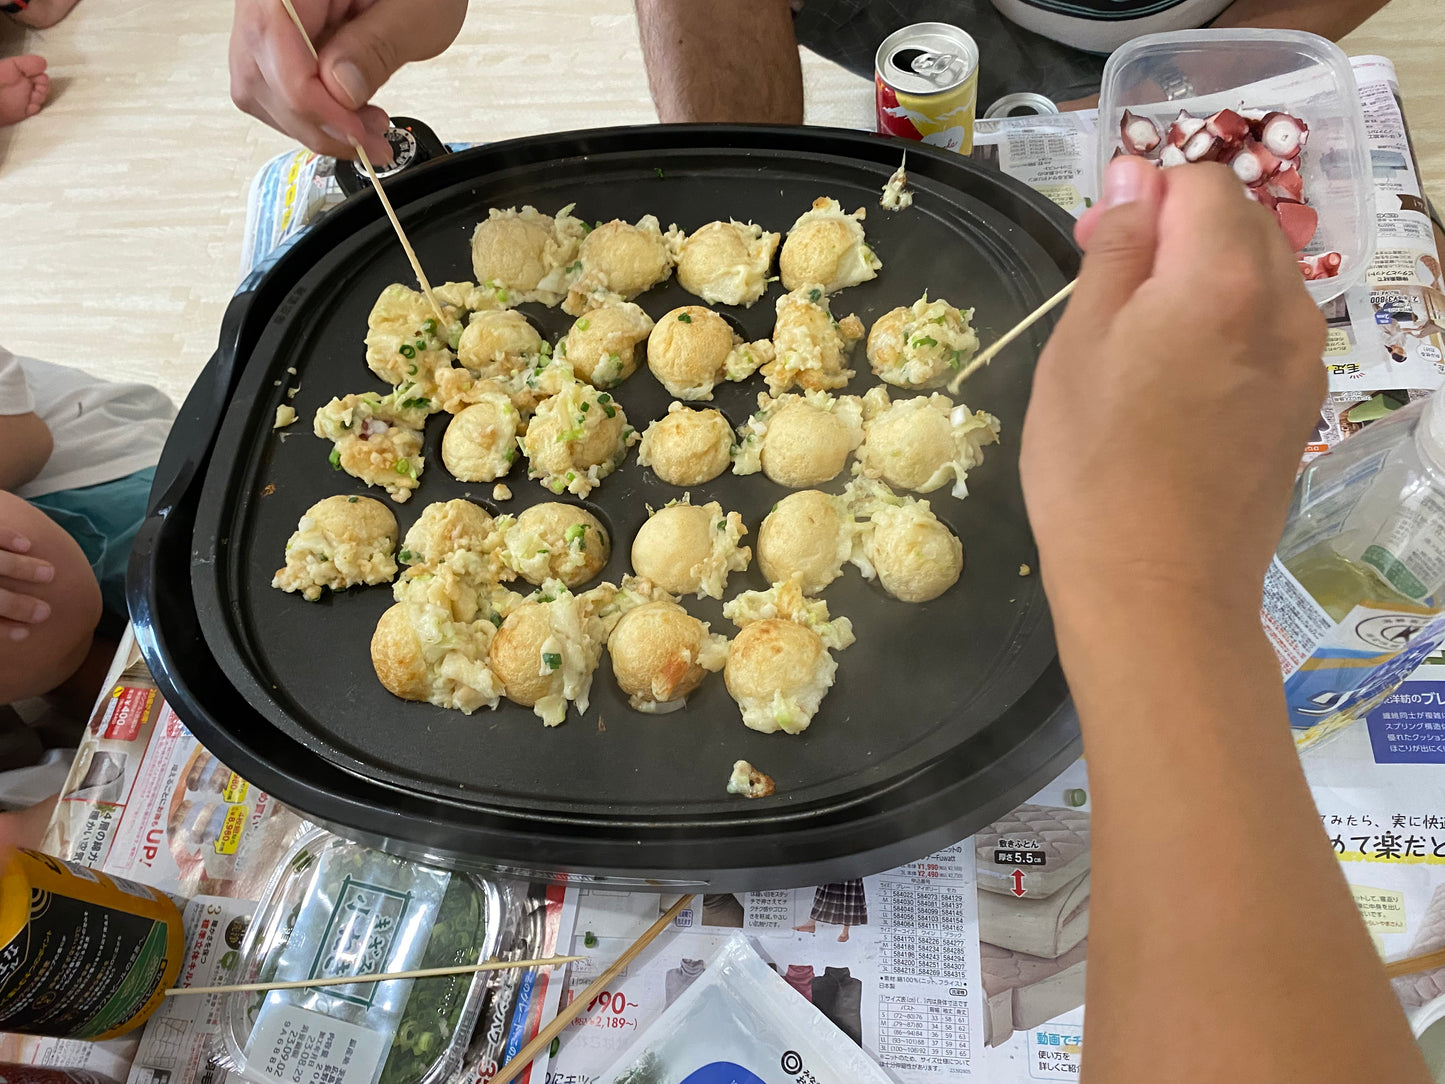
[600,933,893,1084]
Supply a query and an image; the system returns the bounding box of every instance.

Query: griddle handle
[146,289,257,519]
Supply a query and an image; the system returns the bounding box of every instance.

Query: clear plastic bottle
[1261,391,1445,750]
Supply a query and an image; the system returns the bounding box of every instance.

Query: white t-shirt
[989,0,1233,53]
[0,346,176,500]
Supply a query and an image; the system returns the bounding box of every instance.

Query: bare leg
[0,494,102,705]
[0,55,48,127]
[793,919,816,933]
[837,923,850,943]
[635,0,803,124]
[8,0,84,30]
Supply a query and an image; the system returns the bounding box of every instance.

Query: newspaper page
[547,841,984,1083]
[127,896,258,1084]
[39,634,309,901]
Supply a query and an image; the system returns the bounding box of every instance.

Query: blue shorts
[27,467,155,621]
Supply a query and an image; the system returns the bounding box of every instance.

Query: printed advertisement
[40,637,308,900]
[127,896,257,1084]
[548,850,985,1082]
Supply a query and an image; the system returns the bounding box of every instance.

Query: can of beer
[875,23,981,154]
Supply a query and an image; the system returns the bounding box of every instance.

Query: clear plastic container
[1263,391,1445,750]
[216,829,500,1084]
[1097,29,1374,306]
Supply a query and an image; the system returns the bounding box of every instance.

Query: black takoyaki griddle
[130,125,1081,890]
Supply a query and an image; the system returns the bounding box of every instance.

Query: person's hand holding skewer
[230,0,467,163]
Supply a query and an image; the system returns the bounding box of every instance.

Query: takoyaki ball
[441,393,521,483]
[630,501,750,600]
[502,502,610,588]
[272,494,398,601]
[521,379,635,497]
[778,197,881,294]
[724,619,835,735]
[636,403,735,486]
[757,490,849,595]
[564,215,677,315]
[762,285,864,395]
[674,220,780,307]
[608,600,728,712]
[470,204,586,307]
[866,295,979,389]
[457,310,543,379]
[646,306,762,401]
[869,502,964,603]
[559,302,654,388]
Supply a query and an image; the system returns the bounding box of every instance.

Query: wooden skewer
[163,955,585,997]
[277,0,447,325]
[490,894,696,1084]
[947,278,1077,394]
[1385,945,1445,980]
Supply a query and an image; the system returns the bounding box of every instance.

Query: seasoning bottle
[1262,391,1445,749]
[0,849,184,1039]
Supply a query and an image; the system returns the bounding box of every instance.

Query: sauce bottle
[1262,391,1445,749]
[0,850,184,1039]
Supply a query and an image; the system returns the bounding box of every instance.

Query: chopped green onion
[576,318,590,331]
[808,288,822,302]
[566,260,582,274]
[929,314,948,325]
[602,404,616,418]
[543,652,562,670]
[597,392,611,404]
[580,401,590,412]
[490,613,503,628]
[348,496,358,503]
[540,341,553,355]
[565,471,576,482]
[948,350,964,371]
[716,520,726,531]
[677,313,692,323]
[653,167,665,178]
[407,364,417,375]
[329,448,341,470]
[399,344,416,359]
[565,524,587,544]
[423,318,438,334]
[911,335,938,349]
[505,447,517,462]
[414,339,427,351]
[584,931,598,949]
[395,459,413,476]
[399,548,414,563]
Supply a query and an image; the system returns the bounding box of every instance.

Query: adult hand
[1020,156,1326,627]
[230,0,468,162]
[0,527,55,641]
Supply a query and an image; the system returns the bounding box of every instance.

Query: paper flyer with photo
[126,896,258,1084]
[41,635,308,900]
[548,843,983,1083]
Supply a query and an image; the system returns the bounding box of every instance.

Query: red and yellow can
[875,22,981,154]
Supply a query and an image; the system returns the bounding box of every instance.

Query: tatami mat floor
[2,1,1441,402]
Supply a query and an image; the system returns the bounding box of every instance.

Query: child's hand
[0,528,56,641]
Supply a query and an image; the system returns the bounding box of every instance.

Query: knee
[0,493,102,702]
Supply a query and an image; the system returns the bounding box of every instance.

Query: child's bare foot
[0,55,49,127]
[8,0,84,30]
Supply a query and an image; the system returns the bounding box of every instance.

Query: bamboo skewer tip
[276,0,444,325]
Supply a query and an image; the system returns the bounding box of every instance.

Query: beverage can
[875,22,980,154]
[0,850,184,1040]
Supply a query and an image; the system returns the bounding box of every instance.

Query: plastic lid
[214,829,499,1084]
